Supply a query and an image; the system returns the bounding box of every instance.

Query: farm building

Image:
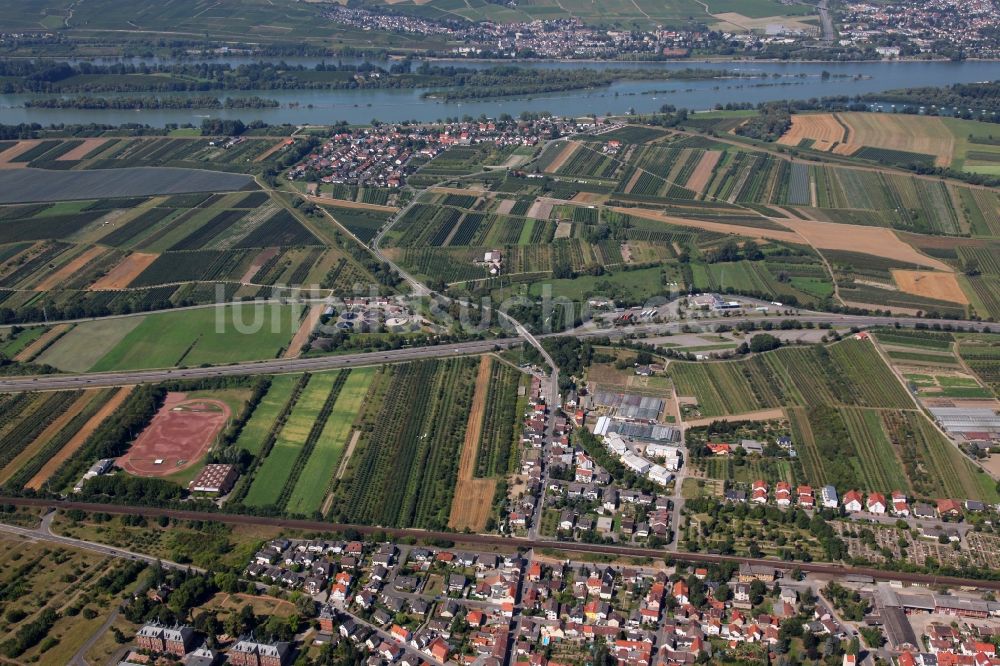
[928,407,1000,441]
[592,391,664,421]
[622,454,651,475]
[608,421,680,443]
[73,458,116,493]
[189,464,239,495]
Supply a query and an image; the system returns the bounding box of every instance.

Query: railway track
[3,496,998,590]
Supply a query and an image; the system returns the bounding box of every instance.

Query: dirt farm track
[6,497,1000,591]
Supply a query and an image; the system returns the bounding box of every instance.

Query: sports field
[117,392,231,477]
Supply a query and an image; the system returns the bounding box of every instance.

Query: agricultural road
[4,496,1000,592]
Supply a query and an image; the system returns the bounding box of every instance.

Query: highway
[0,308,989,393]
[0,337,521,392]
[3,497,999,591]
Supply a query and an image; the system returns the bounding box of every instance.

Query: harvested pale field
[429,185,486,196]
[712,12,818,33]
[26,386,135,491]
[610,206,802,244]
[777,114,846,151]
[682,407,785,428]
[57,138,108,161]
[0,167,253,204]
[89,252,158,290]
[307,195,398,213]
[526,200,553,220]
[33,246,107,292]
[284,305,322,358]
[832,142,861,156]
[554,221,573,239]
[449,356,496,532]
[614,205,953,271]
[545,141,579,173]
[0,140,40,168]
[240,247,280,283]
[786,219,953,271]
[892,269,969,304]
[842,300,922,316]
[0,390,96,486]
[622,169,644,194]
[571,192,603,203]
[496,199,516,215]
[685,150,721,192]
[13,323,70,362]
[839,113,955,167]
[254,138,294,162]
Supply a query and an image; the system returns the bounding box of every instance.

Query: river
[3,59,997,126]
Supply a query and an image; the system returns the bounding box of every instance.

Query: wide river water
[3,59,998,126]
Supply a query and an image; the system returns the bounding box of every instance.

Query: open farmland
[0,390,119,491]
[86,304,301,371]
[788,405,996,502]
[0,167,253,203]
[325,356,522,530]
[671,339,912,419]
[0,187,343,325]
[838,113,954,167]
[243,371,345,509]
[777,113,846,151]
[284,367,375,516]
[450,358,523,530]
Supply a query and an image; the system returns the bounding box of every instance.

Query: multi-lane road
[3,496,999,591]
[0,337,522,392]
[1,309,990,392]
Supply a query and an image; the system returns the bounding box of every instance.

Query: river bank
[3,60,996,126]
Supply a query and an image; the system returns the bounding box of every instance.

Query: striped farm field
[841,407,908,493]
[285,367,375,516]
[244,372,341,508]
[0,388,115,489]
[672,339,910,419]
[329,359,479,529]
[234,374,306,456]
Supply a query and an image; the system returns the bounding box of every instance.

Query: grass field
[233,374,302,456]
[284,367,375,515]
[34,317,145,372]
[89,305,300,371]
[244,372,341,508]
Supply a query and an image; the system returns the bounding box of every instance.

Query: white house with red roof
[867,492,887,514]
[775,482,792,507]
[892,491,909,516]
[843,490,863,513]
